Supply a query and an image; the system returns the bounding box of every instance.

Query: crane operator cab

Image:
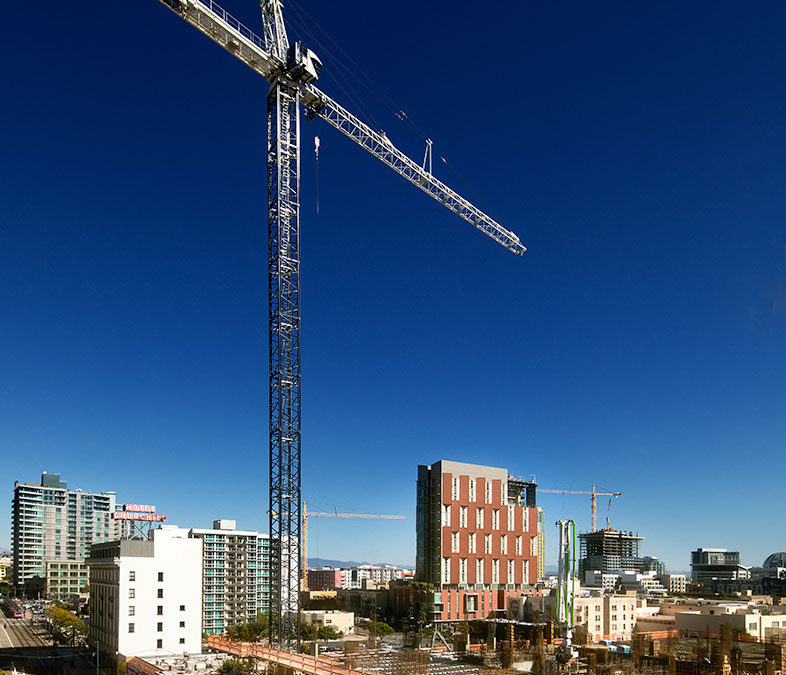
[286,42,322,84]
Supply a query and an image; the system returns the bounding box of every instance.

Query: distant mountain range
[310,557,414,570]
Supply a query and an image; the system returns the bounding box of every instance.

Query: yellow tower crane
[302,502,406,591]
[537,484,621,532]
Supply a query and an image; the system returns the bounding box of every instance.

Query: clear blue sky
[2,1,785,572]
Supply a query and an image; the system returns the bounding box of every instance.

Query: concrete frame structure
[12,473,117,589]
[578,529,645,577]
[87,526,202,659]
[416,460,538,621]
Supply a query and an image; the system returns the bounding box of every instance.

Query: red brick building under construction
[415,460,539,621]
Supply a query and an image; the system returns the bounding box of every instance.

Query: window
[515,535,522,556]
[451,532,459,553]
[476,508,484,529]
[157,606,163,616]
[492,559,499,584]
[452,477,459,500]
[442,558,450,584]
[508,505,515,530]
[158,572,164,582]
[522,507,529,531]
[501,534,508,555]
[501,482,507,504]
[129,571,135,582]
[523,559,530,583]
[129,606,135,616]
[157,589,163,598]
[179,621,185,628]
[459,506,467,528]
[485,534,492,554]
[492,509,499,530]
[157,639,163,649]
[179,638,185,644]
[157,622,163,632]
[459,558,467,584]
[128,588,135,599]
[442,504,451,527]
[531,537,538,556]
[507,559,515,584]
[469,478,476,501]
[128,623,135,633]
[468,532,476,554]
[179,605,185,611]
[476,558,484,584]
[485,480,492,504]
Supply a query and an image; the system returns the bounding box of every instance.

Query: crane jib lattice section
[207,636,357,675]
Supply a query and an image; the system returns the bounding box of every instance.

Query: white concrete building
[301,610,355,636]
[87,526,202,659]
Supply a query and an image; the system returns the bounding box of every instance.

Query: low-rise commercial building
[658,573,687,594]
[87,526,202,659]
[300,610,355,636]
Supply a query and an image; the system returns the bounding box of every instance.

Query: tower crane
[538,484,621,532]
[301,502,405,591]
[154,0,526,649]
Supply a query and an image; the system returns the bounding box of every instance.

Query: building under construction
[579,528,646,578]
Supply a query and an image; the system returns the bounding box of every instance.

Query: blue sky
[1,1,785,572]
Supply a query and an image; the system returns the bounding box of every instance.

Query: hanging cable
[314,135,320,214]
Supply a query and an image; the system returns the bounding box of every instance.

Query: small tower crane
[154,0,526,650]
[301,502,405,591]
[538,484,621,532]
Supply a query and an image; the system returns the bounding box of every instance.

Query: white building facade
[87,526,202,658]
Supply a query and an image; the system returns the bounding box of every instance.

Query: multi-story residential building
[188,520,271,635]
[416,460,538,621]
[658,573,687,594]
[46,560,89,600]
[518,593,638,642]
[12,473,117,589]
[536,508,545,581]
[690,548,750,585]
[578,529,646,578]
[309,568,342,591]
[87,526,202,658]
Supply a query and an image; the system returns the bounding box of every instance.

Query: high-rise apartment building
[188,520,271,635]
[12,473,117,589]
[416,460,538,621]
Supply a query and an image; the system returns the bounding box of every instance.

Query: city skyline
[2,1,786,572]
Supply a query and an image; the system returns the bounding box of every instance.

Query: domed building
[763,552,786,569]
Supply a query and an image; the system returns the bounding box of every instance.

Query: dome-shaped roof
[763,552,786,568]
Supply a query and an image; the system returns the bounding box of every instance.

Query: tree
[217,659,253,675]
[318,625,343,640]
[374,622,394,636]
[226,613,269,642]
[24,576,45,599]
[46,605,87,642]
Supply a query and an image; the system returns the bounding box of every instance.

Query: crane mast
[155,0,526,651]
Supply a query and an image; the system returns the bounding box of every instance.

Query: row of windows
[442,557,530,584]
[129,588,165,599]
[442,505,528,531]
[128,571,165,582]
[451,477,508,504]
[450,532,536,556]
